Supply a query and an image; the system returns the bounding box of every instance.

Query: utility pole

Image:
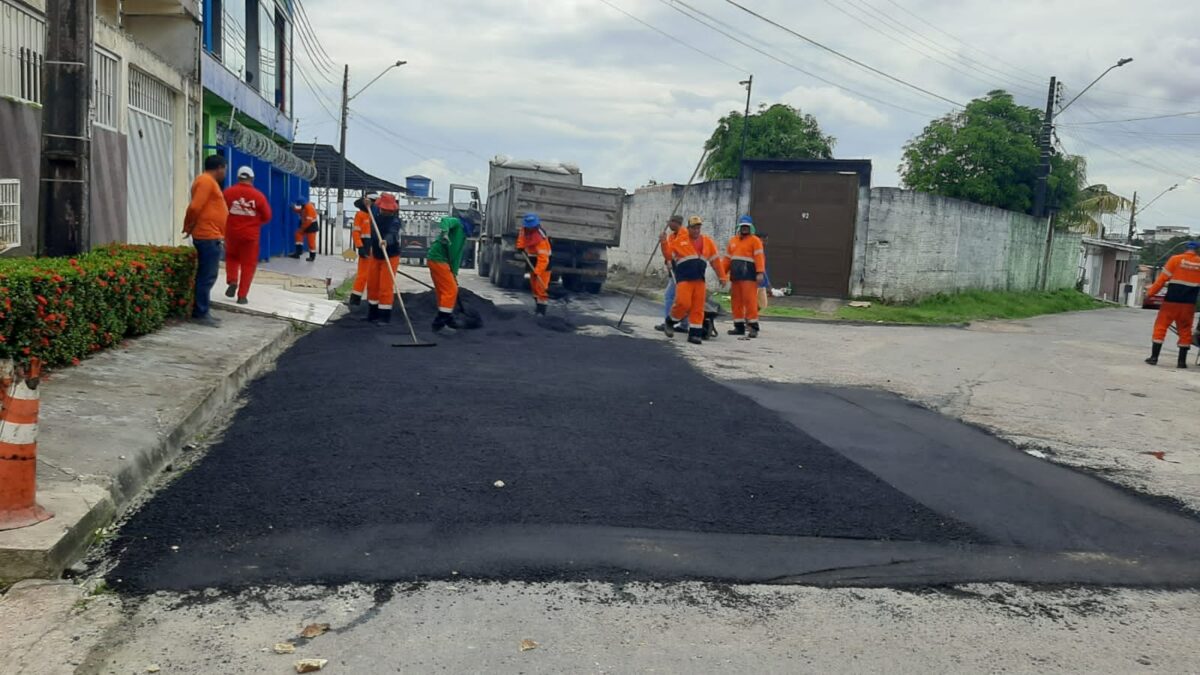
[736,74,753,214]
[38,0,93,257]
[1126,191,1138,243]
[1031,76,1056,220]
[336,64,350,235]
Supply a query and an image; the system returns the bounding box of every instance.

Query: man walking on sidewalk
[725,214,766,338]
[1145,241,1200,368]
[183,154,229,327]
[222,166,272,305]
[289,199,319,261]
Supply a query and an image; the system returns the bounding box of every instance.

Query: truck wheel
[584,281,603,294]
[477,247,491,278]
[561,274,581,292]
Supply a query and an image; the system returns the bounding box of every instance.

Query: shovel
[394,268,484,330]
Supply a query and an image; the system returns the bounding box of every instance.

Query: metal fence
[93,48,119,128]
[0,179,20,254]
[0,0,45,104]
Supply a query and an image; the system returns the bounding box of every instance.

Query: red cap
[377,193,399,210]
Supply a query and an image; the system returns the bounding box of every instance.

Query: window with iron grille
[0,179,20,254]
[128,68,174,123]
[0,0,46,104]
[93,48,119,128]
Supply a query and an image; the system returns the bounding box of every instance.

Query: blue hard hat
[522,213,541,229]
[738,214,753,225]
[1187,241,1199,250]
[294,199,305,207]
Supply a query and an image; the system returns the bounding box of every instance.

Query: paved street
[11,276,1200,673]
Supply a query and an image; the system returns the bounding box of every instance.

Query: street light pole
[1127,183,1180,242]
[736,75,752,214]
[335,60,406,235]
[1032,57,1133,218]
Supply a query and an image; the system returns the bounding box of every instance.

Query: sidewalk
[211,253,353,326]
[0,310,293,580]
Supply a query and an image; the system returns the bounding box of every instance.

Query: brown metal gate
[750,171,860,298]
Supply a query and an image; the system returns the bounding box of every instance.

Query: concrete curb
[0,314,294,581]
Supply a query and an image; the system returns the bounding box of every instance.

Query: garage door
[750,171,859,298]
[126,69,175,245]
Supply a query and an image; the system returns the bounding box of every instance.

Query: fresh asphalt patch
[104,291,1200,591]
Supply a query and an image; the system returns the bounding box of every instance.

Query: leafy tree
[900,90,1085,214]
[702,103,834,180]
[1139,234,1193,267]
[1061,184,1133,235]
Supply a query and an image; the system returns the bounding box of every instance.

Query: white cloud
[781,85,890,128]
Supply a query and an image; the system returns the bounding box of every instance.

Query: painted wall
[0,99,41,255]
[856,188,1082,301]
[609,180,739,283]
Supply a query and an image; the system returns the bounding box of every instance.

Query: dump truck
[476,158,623,293]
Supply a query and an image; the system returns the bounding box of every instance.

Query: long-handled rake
[364,207,436,348]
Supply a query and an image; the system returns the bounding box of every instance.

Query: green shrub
[0,244,196,367]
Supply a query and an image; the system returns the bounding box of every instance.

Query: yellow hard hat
[687,216,703,226]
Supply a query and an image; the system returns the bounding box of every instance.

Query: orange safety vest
[516,228,552,274]
[1148,251,1200,304]
[352,211,373,248]
[666,233,726,282]
[726,234,765,281]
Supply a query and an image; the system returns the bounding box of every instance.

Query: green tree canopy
[702,103,835,180]
[899,90,1085,214]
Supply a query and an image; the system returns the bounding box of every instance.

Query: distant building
[1139,225,1192,244]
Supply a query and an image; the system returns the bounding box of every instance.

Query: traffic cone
[0,358,53,531]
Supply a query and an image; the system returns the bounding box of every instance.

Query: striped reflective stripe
[1,397,39,425]
[438,306,454,313]
[730,255,755,262]
[1162,270,1174,278]
[675,254,700,263]
[0,423,38,445]
[379,304,393,310]
[6,384,39,401]
[753,249,764,255]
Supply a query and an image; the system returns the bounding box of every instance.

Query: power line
[292,0,338,71]
[596,0,748,74]
[656,0,940,118]
[718,0,965,108]
[1057,110,1200,126]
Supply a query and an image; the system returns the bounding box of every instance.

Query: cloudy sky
[294,0,1200,233]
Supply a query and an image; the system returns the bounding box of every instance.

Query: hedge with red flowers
[0,244,196,367]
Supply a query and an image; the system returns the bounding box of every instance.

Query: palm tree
[1063,184,1133,236]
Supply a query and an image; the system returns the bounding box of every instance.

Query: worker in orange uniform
[366,193,403,324]
[1145,241,1200,368]
[663,216,728,345]
[222,166,272,305]
[289,199,319,261]
[348,191,378,306]
[183,154,229,327]
[516,212,552,315]
[427,216,467,331]
[725,214,766,338]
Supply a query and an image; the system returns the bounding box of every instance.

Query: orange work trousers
[731,280,759,322]
[294,229,317,252]
[1153,301,1195,347]
[351,253,371,300]
[428,261,458,313]
[670,279,707,327]
[367,256,399,309]
[224,234,260,300]
[530,268,550,304]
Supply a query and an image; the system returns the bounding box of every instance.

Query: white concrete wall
[855,188,1081,301]
[610,180,739,282]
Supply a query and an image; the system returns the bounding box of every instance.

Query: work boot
[702,318,715,340]
[1146,342,1163,365]
[288,244,303,259]
[236,297,249,305]
[535,303,547,316]
[348,293,362,306]
[366,304,379,323]
[307,251,317,262]
[748,322,760,338]
[662,319,677,338]
[727,322,746,336]
[687,327,704,345]
[444,313,461,330]
[1178,347,1190,369]
[224,283,237,298]
[432,311,450,332]
[379,308,392,324]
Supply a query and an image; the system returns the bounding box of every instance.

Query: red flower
[36,295,48,305]
[98,280,108,288]
[71,358,81,366]
[52,275,63,282]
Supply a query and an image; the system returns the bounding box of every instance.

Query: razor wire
[218,120,318,182]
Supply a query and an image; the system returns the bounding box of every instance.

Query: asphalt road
[105,289,1200,592]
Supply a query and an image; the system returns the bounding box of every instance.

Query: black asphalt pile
[107,298,979,592]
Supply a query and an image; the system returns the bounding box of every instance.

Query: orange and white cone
[0,358,53,531]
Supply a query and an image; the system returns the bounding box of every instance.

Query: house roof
[291,143,407,193]
[1082,237,1141,253]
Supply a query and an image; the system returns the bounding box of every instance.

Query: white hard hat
[237,166,255,179]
